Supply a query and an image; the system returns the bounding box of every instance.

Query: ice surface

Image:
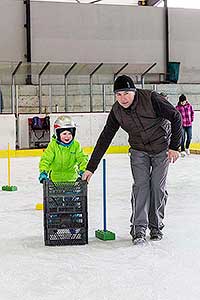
[0,154,200,300]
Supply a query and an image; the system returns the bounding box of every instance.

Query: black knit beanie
[114,75,136,93]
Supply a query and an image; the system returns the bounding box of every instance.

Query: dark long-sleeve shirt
[151,92,182,150]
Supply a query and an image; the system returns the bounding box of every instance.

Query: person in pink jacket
[176,94,194,157]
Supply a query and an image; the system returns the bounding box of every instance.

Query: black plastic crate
[44,180,87,213]
[43,180,88,246]
[44,227,88,246]
[46,212,85,229]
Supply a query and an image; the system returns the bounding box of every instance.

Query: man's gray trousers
[129,148,169,235]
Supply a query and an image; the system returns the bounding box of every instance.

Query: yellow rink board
[189,143,200,154]
[0,145,129,158]
[0,144,200,158]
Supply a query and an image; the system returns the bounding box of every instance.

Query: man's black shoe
[150,229,163,241]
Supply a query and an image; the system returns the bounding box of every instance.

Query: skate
[185,149,190,155]
[181,151,186,157]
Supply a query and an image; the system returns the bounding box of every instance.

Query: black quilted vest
[112,89,171,154]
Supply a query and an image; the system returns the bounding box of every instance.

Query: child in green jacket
[39,115,88,183]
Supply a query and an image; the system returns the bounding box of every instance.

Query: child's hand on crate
[39,171,48,183]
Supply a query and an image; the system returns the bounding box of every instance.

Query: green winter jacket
[39,137,88,182]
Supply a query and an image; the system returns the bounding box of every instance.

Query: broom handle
[103,159,107,232]
[8,143,11,186]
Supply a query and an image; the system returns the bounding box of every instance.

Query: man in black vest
[83,75,182,245]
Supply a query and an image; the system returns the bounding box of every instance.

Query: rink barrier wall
[8,111,200,150]
[1,112,200,156]
[0,144,200,158]
[0,115,16,150]
[18,113,128,150]
[189,143,200,155]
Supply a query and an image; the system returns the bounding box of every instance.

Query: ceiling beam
[90,0,102,3]
[138,0,162,5]
[146,0,163,6]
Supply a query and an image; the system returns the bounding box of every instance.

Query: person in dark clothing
[83,75,182,245]
[0,87,4,113]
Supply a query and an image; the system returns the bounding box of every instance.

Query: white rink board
[1,111,200,150]
[0,114,16,150]
[18,113,128,149]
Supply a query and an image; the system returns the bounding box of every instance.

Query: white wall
[192,112,200,143]
[169,8,200,83]
[0,0,25,61]
[0,115,16,150]
[18,113,128,149]
[1,112,200,151]
[1,2,200,83]
[31,3,165,73]
[30,3,200,83]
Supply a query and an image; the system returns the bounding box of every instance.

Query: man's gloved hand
[39,171,48,183]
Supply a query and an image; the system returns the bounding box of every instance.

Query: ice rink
[0,153,200,300]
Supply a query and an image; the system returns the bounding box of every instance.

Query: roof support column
[11,61,22,114]
[114,63,128,79]
[24,0,32,84]
[164,0,169,81]
[89,63,103,112]
[64,63,77,112]
[141,62,156,88]
[38,62,50,114]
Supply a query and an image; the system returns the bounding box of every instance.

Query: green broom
[95,159,115,241]
[2,143,17,191]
